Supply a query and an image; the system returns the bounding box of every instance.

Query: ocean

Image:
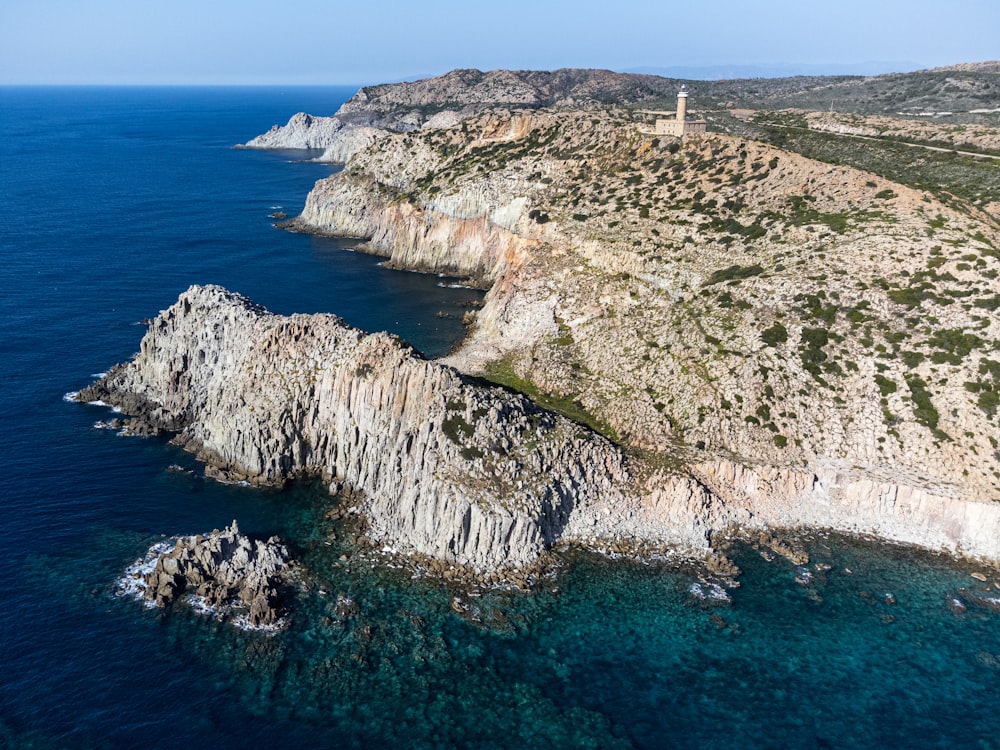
[0,86,998,749]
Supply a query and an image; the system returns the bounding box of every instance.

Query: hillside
[244,65,1000,138]
[288,103,1000,504]
[201,65,1000,568]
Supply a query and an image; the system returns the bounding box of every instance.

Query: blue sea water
[1,87,999,749]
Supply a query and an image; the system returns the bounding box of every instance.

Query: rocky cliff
[81,284,1000,574]
[260,97,1000,564]
[287,107,1000,494]
[78,285,665,572]
[239,66,1000,164]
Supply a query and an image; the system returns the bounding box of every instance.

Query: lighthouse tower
[648,86,707,137]
[675,85,689,128]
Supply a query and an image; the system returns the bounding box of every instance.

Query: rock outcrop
[80,285,657,572]
[122,521,291,629]
[237,112,388,164]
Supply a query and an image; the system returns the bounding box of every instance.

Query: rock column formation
[79,285,646,572]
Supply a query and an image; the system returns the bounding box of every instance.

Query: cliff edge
[80,286,1000,574]
[78,285,692,572]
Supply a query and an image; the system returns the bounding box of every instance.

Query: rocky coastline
[82,67,1000,594]
[80,285,1000,583]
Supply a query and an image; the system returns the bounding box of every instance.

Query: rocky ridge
[238,66,1000,165]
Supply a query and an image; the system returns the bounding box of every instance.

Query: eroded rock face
[80,285,646,572]
[81,285,1000,572]
[127,521,291,629]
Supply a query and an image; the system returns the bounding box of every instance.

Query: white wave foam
[689,581,731,603]
[115,540,174,606]
[63,391,79,402]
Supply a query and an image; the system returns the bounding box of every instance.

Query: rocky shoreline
[79,285,1000,588]
[78,67,1000,594]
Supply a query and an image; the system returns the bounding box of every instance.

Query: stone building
[648,86,707,137]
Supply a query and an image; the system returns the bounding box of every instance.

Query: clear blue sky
[2,0,997,85]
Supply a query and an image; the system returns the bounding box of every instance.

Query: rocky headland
[84,67,1000,588]
[81,280,1000,579]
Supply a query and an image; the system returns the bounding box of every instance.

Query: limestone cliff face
[79,285,641,572]
[678,459,1000,561]
[288,170,534,284]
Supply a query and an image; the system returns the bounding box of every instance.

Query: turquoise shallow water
[1,87,999,748]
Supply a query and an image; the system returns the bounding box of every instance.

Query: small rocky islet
[118,520,292,629]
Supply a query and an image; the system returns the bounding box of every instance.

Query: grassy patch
[482,357,619,442]
[906,375,943,435]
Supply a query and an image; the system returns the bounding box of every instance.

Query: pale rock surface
[238,112,345,149]
[237,112,387,164]
[82,286,1000,574]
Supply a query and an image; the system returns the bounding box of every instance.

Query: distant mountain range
[624,62,925,80]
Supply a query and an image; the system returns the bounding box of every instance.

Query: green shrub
[874,374,897,396]
[705,264,764,285]
[442,414,474,444]
[978,390,999,417]
[800,327,830,378]
[906,375,939,431]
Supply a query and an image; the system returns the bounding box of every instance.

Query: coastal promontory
[84,66,1000,580]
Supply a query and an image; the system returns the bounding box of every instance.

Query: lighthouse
[648,86,707,137]
[675,85,689,128]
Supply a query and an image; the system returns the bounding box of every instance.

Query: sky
[2,0,998,85]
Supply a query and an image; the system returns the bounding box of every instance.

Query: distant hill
[330,65,1000,129]
[625,62,923,80]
